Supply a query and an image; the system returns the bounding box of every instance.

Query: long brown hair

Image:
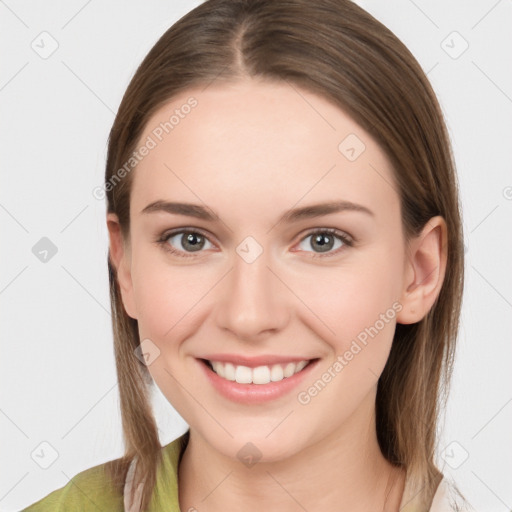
[104,0,464,509]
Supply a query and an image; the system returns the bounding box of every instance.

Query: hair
[103,0,464,509]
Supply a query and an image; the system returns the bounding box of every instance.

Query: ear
[396,216,448,324]
[107,213,138,319]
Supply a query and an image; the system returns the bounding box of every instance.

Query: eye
[296,228,353,257]
[158,229,215,257]
[157,227,353,259]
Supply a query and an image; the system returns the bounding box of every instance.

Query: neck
[178,389,405,512]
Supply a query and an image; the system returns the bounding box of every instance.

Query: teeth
[208,360,310,384]
[295,360,308,372]
[224,363,236,381]
[211,361,225,378]
[283,362,296,378]
[270,364,284,382]
[253,365,271,384]
[235,365,252,384]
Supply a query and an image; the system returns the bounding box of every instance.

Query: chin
[200,419,314,464]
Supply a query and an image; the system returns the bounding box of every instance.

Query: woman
[23,0,470,510]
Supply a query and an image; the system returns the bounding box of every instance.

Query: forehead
[130,79,399,221]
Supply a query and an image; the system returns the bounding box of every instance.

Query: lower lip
[198,359,319,404]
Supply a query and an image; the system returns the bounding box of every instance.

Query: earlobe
[396,216,448,325]
[106,213,138,319]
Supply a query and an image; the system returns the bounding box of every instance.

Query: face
[113,78,413,461]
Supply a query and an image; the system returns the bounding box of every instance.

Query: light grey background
[1,1,511,510]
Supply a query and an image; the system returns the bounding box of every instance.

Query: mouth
[197,356,319,404]
[202,359,313,384]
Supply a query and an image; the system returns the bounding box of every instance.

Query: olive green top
[22,432,189,511]
[23,429,471,511]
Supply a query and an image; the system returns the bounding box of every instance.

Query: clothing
[23,431,472,511]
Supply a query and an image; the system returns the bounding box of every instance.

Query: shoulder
[401,472,475,512]
[430,476,475,512]
[126,431,189,511]
[23,432,189,512]
[21,459,124,511]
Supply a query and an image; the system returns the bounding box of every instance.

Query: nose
[214,247,290,342]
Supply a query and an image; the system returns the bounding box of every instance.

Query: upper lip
[199,354,316,368]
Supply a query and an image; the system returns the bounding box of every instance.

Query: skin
[108,78,447,511]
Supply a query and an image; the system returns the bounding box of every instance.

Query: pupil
[183,233,204,251]
[313,233,333,252]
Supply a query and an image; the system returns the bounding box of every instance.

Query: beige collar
[124,456,144,512]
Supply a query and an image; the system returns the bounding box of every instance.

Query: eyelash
[156,227,354,259]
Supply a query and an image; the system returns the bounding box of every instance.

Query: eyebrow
[140,200,374,223]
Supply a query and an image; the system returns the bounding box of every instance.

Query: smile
[198,356,319,404]
[206,359,309,384]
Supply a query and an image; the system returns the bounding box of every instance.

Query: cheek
[294,265,402,423]
[293,249,405,407]
[129,248,212,345]
[128,251,212,409]
[301,259,402,344]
